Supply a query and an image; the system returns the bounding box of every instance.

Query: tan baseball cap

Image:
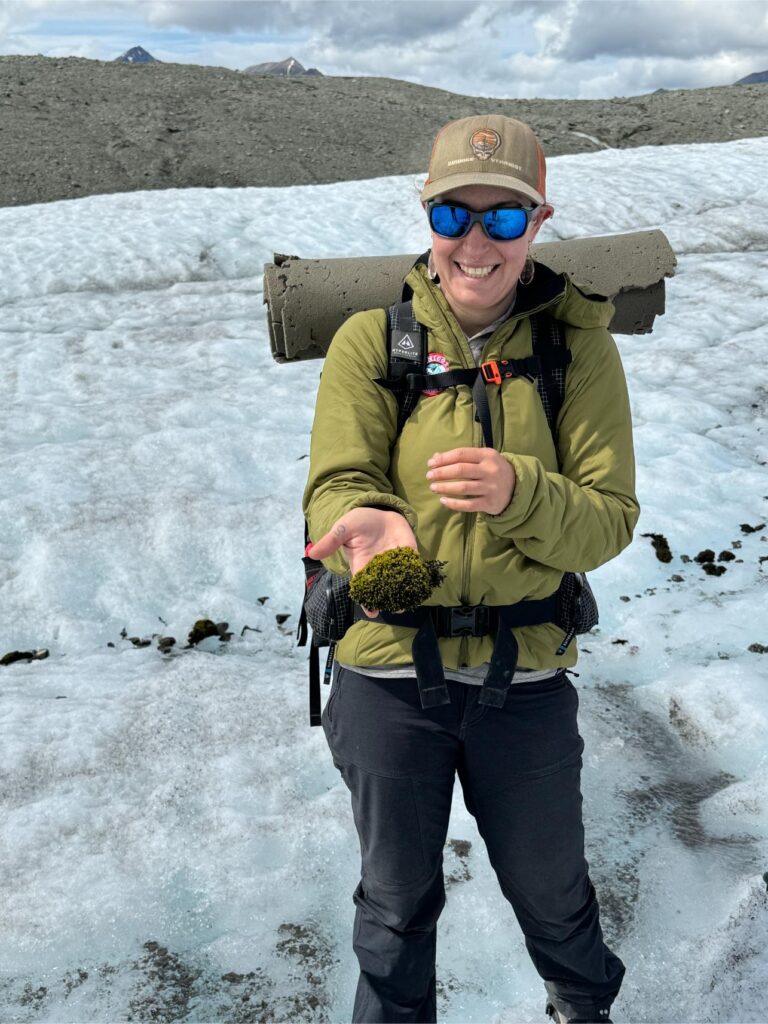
[421,115,547,206]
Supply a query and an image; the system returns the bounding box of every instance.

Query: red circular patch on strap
[423,352,450,397]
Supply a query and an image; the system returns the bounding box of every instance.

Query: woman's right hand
[307,507,419,617]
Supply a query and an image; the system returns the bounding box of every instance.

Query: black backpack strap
[299,518,337,726]
[307,640,336,727]
[531,312,571,438]
[388,301,426,369]
[382,250,443,433]
[308,643,321,726]
[382,300,429,434]
[474,313,571,451]
[472,369,495,450]
[477,594,559,707]
[297,519,312,648]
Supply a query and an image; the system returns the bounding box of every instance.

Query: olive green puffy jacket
[301,260,640,672]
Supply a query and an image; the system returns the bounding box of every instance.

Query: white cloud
[145,0,485,44]
[146,0,288,33]
[547,0,768,60]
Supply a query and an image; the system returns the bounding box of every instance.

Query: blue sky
[1,0,767,98]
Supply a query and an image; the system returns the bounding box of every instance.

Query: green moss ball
[349,547,446,613]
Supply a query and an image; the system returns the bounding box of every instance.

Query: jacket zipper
[418,281,566,667]
[426,297,478,667]
[457,324,520,666]
[459,408,484,666]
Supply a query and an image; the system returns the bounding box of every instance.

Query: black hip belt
[352,595,559,711]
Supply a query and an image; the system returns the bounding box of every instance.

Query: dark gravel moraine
[1,53,767,209]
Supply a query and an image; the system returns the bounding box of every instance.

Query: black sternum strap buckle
[442,604,491,638]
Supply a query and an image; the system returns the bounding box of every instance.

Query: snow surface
[0,138,767,1023]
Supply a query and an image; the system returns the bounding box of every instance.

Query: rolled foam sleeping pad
[264,229,676,362]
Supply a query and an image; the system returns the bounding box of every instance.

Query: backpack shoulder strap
[386,300,428,434]
[531,312,571,440]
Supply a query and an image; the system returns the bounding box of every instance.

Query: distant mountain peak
[116,46,158,65]
[734,69,768,85]
[242,56,323,77]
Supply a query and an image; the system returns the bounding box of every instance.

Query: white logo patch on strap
[391,330,421,362]
[423,352,450,396]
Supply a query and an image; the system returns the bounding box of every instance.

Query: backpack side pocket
[302,558,353,644]
[555,571,599,656]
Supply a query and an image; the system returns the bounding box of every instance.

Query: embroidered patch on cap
[470,128,501,161]
[423,352,450,396]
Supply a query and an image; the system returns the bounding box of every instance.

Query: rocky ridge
[0,54,767,208]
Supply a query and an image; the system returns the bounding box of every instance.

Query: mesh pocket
[555,572,599,655]
[561,571,598,632]
[302,559,353,643]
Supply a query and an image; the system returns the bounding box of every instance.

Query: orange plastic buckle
[481,360,502,385]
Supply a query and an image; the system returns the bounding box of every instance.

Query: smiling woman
[427,184,552,335]
[302,113,639,1024]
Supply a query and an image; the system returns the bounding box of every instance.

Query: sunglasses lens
[484,207,529,240]
[429,203,532,240]
[429,204,471,238]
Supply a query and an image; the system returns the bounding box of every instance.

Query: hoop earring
[519,253,535,287]
[427,252,440,283]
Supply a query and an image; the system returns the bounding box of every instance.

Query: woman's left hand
[425,447,516,516]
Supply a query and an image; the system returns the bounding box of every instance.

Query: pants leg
[458,670,625,1021]
[322,665,470,1024]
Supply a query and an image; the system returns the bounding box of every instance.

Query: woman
[302,115,639,1024]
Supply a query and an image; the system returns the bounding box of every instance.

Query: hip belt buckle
[443,604,490,638]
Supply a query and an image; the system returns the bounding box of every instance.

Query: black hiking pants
[322,664,625,1024]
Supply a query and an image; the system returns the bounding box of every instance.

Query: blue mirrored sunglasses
[426,199,537,241]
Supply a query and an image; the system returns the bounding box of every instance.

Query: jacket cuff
[479,453,538,533]
[347,492,419,532]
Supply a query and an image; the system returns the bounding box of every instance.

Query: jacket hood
[405,256,614,333]
[549,275,615,329]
